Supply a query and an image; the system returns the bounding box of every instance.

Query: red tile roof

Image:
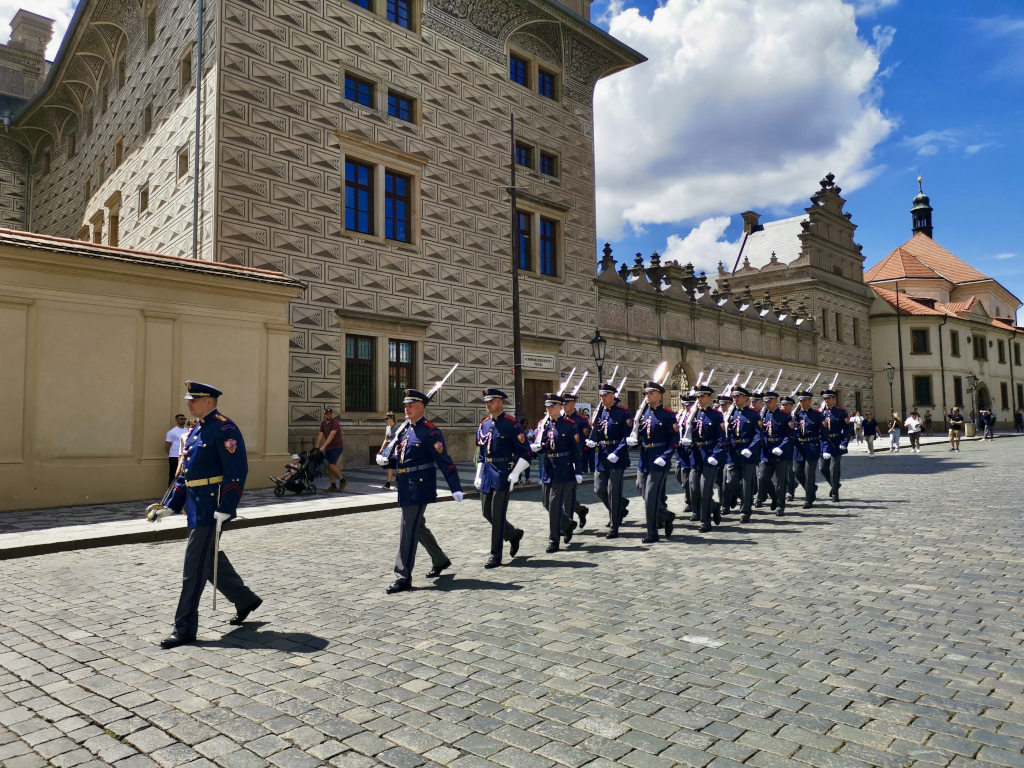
[865,233,991,285]
[939,298,979,314]
[864,246,944,282]
[871,285,952,315]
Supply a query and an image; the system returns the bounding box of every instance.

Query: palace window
[344,74,374,107]
[180,45,194,92]
[345,335,376,412]
[515,207,563,278]
[114,136,123,168]
[143,103,153,135]
[509,54,528,86]
[386,0,410,29]
[349,0,371,8]
[539,152,557,177]
[146,9,156,49]
[910,328,930,355]
[388,340,415,411]
[538,68,556,99]
[139,182,149,213]
[514,142,532,168]
[1015,342,1022,367]
[998,339,1006,364]
[177,146,189,179]
[973,334,988,360]
[516,210,531,271]
[953,376,963,407]
[913,375,933,407]
[384,171,411,243]
[387,92,414,122]
[539,218,557,276]
[345,160,374,235]
[1001,382,1009,410]
[950,329,960,357]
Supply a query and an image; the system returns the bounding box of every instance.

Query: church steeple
[911,176,933,238]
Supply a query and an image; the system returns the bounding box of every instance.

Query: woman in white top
[904,410,923,453]
[852,411,864,445]
[888,412,902,452]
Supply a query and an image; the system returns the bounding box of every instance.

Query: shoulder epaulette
[214,413,228,422]
[423,419,436,429]
[504,413,517,422]
[480,415,489,423]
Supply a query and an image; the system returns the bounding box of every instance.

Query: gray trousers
[724,462,757,514]
[595,465,626,531]
[542,481,576,543]
[689,462,718,526]
[481,490,516,560]
[819,453,842,494]
[641,467,671,538]
[794,458,817,502]
[394,504,448,581]
[755,462,777,506]
[675,464,692,511]
[174,525,258,637]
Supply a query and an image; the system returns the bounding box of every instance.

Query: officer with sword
[147,381,262,649]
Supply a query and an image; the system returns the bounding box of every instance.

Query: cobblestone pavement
[2,439,1023,768]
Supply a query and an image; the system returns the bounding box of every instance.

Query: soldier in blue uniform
[818,388,853,503]
[792,390,824,509]
[683,383,725,533]
[562,393,591,529]
[531,393,582,552]
[757,391,794,516]
[780,395,799,501]
[156,381,261,649]
[627,381,679,543]
[676,391,696,519]
[379,388,465,594]
[723,385,763,523]
[587,382,632,538]
[475,388,531,568]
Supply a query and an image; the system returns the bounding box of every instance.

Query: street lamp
[966,371,979,427]
[590,329,607,385]
[884,361,896,415]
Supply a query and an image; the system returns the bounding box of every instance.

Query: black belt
[547,451,571,458]
[485,457,513,464]
[397,462,434,474]
[798,438,817,443]
[642,442,667,449]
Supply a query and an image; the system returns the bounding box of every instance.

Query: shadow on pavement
[427,576,523,591]
[508,557,598,568]
[203,624,330,652]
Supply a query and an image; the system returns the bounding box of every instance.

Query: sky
[589,0,1024,323]
[4,0,1022,320]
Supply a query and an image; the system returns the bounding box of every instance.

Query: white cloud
[594,0,895,241]
[0,0,77,61]
[903,129,961,157]
[851,0,898,16]
[994,253,1015,260]
[661,216,741,276]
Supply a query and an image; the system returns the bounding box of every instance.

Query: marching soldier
[154,381,262,649]
[723,385,762,523]
[792,391,824,509]
[715,393,732,510]
[474,388,530,568]
[562,393,590,529]
[531,393,582,552]
[675,391,696,517]
[780,394,799,501]
[757,391,794,516]
[379,389,464,594]
[587,382,632,538]
[683,383,725,533]
[819,388,853,502]
[628,380,679,543]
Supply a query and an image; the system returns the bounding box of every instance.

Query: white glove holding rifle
[473,462,483,491]
[508,457,530,489]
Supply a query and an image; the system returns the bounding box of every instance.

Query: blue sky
[590,0,1024,322]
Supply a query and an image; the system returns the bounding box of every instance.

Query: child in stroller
[270,450,323,496]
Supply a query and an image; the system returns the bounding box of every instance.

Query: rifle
[377,363,459,462]
[722,371,752,432]
[535,367,578,442]
[681,369,727,444]
[818,371,839,410]
[677,368,708,436]
[790,371,821,399]
[627,361,667,443]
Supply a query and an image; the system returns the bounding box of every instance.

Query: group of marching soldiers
[377,364,854,595]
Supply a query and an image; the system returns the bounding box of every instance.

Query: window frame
[345,159,375,235]
[344,334,377,413]
[387,339,416,411]
[910,328,930,355]
[344,73,375,107]
[138,182,150,214]
[179,44,194,93]
[387,90,416,123]
[176,145,189,180]
[514,205,565,281]
[539,151,557,178]
[973,334,988,361]
[950,329,960,357]
[384,170,412,243]
[508,45,561,103]
[337,315,427,418]
[998,339,1006,364]
[537,67,557,99]
[912,375,933,407]
[509,54,529,87]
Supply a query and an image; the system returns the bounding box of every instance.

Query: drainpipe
[192,0,205,260]
[1009,331,1017,420]
[895,281,907,416]
[938,315,947,430]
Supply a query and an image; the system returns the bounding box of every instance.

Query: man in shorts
[316,407,347,491]
[947,406,964,452]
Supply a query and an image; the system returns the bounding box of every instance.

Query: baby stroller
[270,449,324,496]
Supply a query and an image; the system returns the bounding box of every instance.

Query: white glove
[626,435,639,447]
[452,491,464,502]
[654,457,666,468]
[214,511,231,524]
[822,452,832,460]
[530,442,542,452]
[375,453,389,466]
[575,474,583,484]
[585,439,597,449]
[771,447,783,457]
[145,504,173,522]
[474,462,483,491]
[508,457,531,489]
[606,452,619,464]
[681,437,692,446]
[707,456,718,466]
[741,448,752,459]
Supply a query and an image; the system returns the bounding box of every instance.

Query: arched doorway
[667,362,693,407]
[976,383,991,413]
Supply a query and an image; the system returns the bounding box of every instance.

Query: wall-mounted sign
[522,353,556,371]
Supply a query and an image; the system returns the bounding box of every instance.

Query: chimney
[741,211,761,235]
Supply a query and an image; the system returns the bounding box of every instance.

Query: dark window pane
[386,0,410,28]
[344,75,373,106]
[539,217,556,276]
[385,170,411,242]
[515,143,531,168]
[349,0,371,8]
[516,211,531,271]
[345,160,374,234]
[539,152,556,176]
[538,69,554,98]
[388,93,412,121]
[509,55,527,86]
[345,335,375,412]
